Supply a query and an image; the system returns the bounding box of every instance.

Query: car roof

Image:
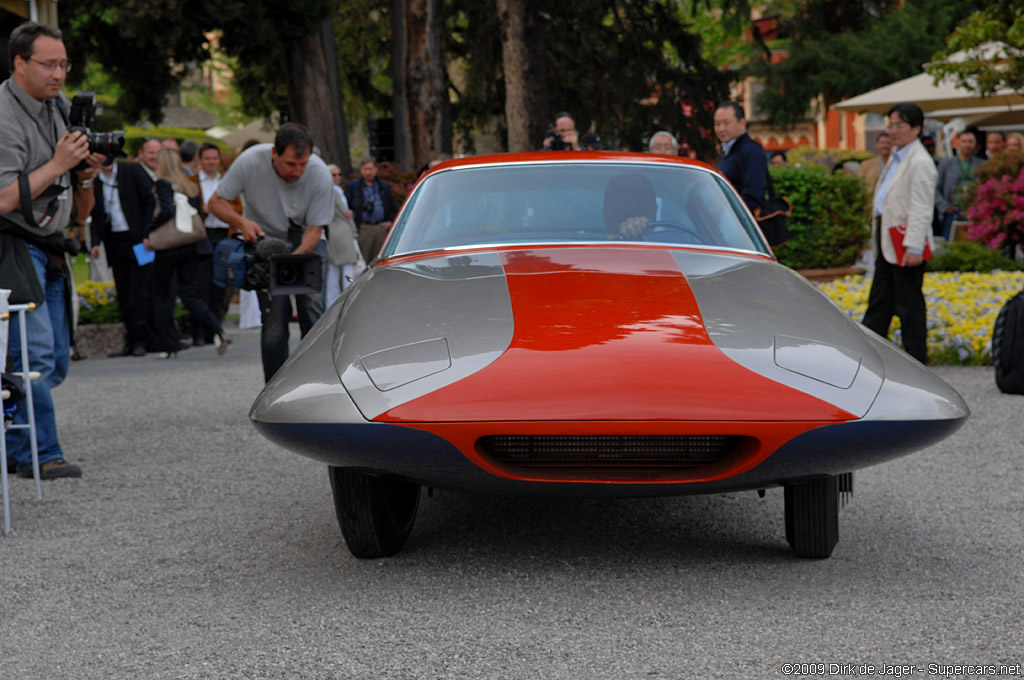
[424,151,719,176]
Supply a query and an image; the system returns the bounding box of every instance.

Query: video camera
[214,235,322,296]
[68,92,126,161]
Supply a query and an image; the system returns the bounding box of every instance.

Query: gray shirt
[214,143,334,241]
[0,79,73,236]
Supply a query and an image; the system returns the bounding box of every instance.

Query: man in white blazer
[862,102,938,365]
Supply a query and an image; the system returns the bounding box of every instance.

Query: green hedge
[770,165,870,270]
[927,240,1024,272]
[120,126,230,157]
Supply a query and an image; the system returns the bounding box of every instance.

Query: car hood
[334,246,879,423]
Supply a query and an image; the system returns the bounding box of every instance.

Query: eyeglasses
[29,58,71,74]
[885,121,909,131]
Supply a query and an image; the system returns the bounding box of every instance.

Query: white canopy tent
[833,56,1024,157]
[832,72,1024,116]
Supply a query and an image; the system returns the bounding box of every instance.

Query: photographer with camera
[541,112,582,151]
[206,122,334,382]
[345,159,397,264]
[1,22,106,479]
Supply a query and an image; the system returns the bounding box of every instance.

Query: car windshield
[380,161,771,259]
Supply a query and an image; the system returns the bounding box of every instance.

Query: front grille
[478,434,746,479]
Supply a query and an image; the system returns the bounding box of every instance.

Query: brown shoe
[17,458,82,479]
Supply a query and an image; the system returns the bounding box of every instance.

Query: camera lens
[89,130,126,158]
[278,264,299,285]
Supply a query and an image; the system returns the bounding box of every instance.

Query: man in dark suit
[89,139,160,356]
[714,100,767,217]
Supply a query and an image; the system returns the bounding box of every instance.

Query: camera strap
[18,175,64,230]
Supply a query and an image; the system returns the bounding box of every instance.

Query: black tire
[328,467,421,558]
[784,476,839,559]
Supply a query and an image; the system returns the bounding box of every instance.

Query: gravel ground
[1,326,1021,679]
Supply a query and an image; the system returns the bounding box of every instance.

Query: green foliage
[60,0,220,124]
[927,2,1024,97]
[927,240,1024,272]
[335,0,393,122]
[743,0,974,127]
[785,145,874,170]
[446,0,505,144]
[770,166,870,269]
[971,148,1024,186]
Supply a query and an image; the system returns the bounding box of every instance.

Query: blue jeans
[5,244,70,470]
[257,240,326,382]
[943,209,964,240]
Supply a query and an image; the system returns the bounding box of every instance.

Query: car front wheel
[784,476,840,559]
[328,466,421,558]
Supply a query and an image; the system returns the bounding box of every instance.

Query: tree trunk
[286,17,350,172]
[395,0,451,171]
[498,0,548,152]
[391,0,412,168]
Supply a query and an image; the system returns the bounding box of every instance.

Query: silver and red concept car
[251,152,969,559]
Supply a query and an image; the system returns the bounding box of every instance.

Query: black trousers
[151,247,224,353]
[192,228,230,342]
[862,224,928,364]
[105,232,152,351]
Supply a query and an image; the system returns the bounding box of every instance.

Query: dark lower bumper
[252,415,965,497]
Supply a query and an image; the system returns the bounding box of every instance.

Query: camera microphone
[254,236,290,259]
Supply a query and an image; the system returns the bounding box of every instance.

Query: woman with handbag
[144,148,229,359]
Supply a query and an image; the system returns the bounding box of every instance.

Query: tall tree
[285,17,351,171]
[217,0,351,168]
[497,0,548,152]
[544,0,729,157]
[927,1,1024,96]
[392,0,452,170]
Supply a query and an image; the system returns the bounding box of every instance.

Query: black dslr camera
[68,92,126,160]
[544,129,570,151]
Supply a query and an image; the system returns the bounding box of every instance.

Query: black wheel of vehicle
[784,476,839,559]
[328,466,421,558]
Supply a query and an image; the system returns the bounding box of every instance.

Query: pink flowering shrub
[966,152,1024,251]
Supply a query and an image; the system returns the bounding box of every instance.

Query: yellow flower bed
[815,272,1024,366]
[77,280,117,309]
[76,280,119,325]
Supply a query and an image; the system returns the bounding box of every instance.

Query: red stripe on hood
[380,247,854,423]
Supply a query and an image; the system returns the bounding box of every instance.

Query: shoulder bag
[148,188,207,251]
[754,172,792,247]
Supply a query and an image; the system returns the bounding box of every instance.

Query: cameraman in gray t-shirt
[207,123,334,381]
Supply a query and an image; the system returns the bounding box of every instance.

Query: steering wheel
[641,220,708,244]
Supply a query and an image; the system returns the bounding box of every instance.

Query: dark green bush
[769,165,870,270]
[927,240,1024,272]
[78,303,121,325]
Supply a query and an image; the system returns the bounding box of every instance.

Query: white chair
[1,299,43,534]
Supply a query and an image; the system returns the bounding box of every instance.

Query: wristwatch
[80,178,94,188]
